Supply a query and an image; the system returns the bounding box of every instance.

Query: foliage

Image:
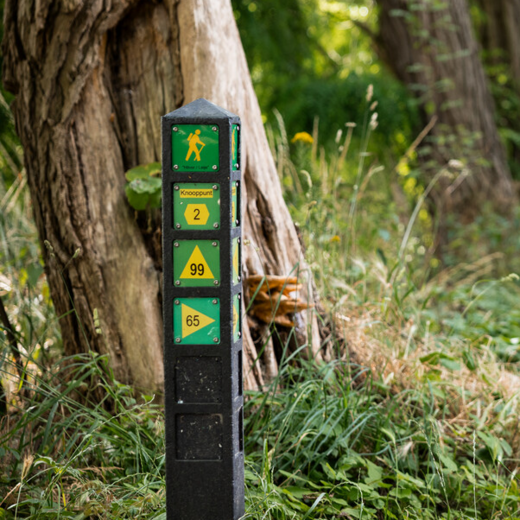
[0,353,166,519]
[3,1,520,518]
[232,0,419,158]
[3,90,520,518]
[124,163,162,211]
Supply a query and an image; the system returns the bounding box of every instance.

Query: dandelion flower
[291,131,314,144]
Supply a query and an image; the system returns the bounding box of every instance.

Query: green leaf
[27,262,44,288]
[420,351,457,366]
[440,357,461,371]
[282,486,311,499]
[302,492,326,519]
[128,177,161,194]
[125,162,161,181]
[439,453,458,473]
[365,460,383,484]
[125,184,149,211]
[149,187,162,209]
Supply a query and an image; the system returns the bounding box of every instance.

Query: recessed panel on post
[172,124,219,172]
[173,240,220,287]
[176,414,223,460]
[173,297,221,345]
[175,357,223,404]
[174,183,220,230]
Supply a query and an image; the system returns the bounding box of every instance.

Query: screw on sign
[162,99,243,519]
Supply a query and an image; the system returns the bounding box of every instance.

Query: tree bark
[474,0,520,85]
[376,0,516,226]
[473,0,520,176]
[3,0,323,395]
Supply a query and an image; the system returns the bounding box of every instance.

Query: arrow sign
[182,303,216,338]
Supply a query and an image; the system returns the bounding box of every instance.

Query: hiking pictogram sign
[172,124,219,172]
[174,240,220,287]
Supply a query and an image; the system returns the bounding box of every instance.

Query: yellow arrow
[180,246,214,279]
[233,242,239,279]
[181,304,215,339]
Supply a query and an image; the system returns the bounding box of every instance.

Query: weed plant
[2,90,520,518]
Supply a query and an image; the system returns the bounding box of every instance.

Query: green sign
[174,183,220,230]
[233,294,241,342]
[172,124,219,172]
[232,238,240,285]
[232,124,239,171]
[174,240,220,287]
[174,297,221,345]
[232,181,239,228]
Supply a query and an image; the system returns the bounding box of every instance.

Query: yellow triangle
[233,242,239,278]
[182,304,215,339]
[233,303,239,334]
[180,246,214,279]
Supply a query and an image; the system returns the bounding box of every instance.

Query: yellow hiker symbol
[181,304,215,338]
[180,246,215,279]
[186,129,206,162]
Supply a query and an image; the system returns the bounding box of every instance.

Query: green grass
[2,94,520,518]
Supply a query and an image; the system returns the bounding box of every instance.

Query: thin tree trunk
[376,0,516,228]
[3,0,323,395]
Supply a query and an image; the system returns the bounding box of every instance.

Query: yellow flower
[330,235,341,243]
[291,132,314,144]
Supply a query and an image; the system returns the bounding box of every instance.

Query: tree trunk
[3,0,323,395]
[474,0,520,85]
[376,0,516,227]
[473,0,520,177]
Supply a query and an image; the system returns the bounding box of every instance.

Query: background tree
[2,0,324,395]
[375,0,516,238]
[471,0,520,179]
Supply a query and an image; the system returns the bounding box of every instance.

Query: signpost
[162,99,244,519]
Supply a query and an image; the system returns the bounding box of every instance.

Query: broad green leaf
[125,184,149,211]
[125,162,161,181]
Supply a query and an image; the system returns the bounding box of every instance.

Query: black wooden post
[162,99,244,519]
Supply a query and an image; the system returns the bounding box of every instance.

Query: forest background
[2,0,520,518]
